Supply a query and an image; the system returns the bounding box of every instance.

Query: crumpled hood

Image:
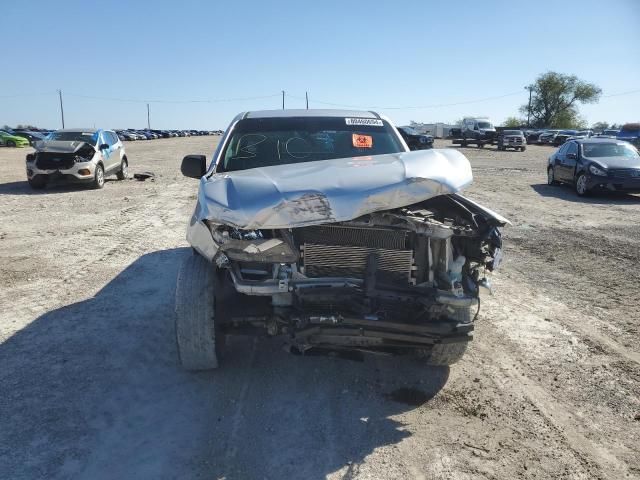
[33,140,95,153]
[197,149,473,229]
[587,155,640,169]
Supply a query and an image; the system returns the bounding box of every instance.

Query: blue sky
[1,0,638,129]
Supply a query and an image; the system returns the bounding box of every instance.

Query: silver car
[175,109,508,371]
[26,129,128,189]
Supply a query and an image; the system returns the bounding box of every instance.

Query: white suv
[26,129,128,189]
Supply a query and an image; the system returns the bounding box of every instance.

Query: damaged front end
[187,149,507,354]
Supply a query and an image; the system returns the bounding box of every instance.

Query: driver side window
[566,142,578,156]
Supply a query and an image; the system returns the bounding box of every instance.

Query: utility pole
[525,85,533,127]
[305,91,309,109]
[282,90,285,110]
[58,89,65,129]
[147,103,150,129]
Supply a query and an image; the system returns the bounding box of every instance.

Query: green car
[0,130,31,147]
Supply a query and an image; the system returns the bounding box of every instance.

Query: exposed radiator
[296,225,414,284]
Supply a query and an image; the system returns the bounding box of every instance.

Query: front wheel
[7,140,16,148]
[93,164,105,189]
[415,306,473,366]
[175,252,219,370]
[28,176,47,189]
[575,172,589,196]
[116,158,128,180]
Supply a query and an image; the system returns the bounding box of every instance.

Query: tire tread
[175,252,218,370]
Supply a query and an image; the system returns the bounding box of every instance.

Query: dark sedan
[547,138,640,196]
[397,126,434,150]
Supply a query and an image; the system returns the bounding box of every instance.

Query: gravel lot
[1,137,638,479]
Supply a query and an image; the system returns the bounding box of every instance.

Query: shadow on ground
[0,179,124,195]
[531,183,640,204]
[0,248,449,480]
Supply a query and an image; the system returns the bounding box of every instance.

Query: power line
[0,91,57,99]
[289,90,526,110]
[63,92,282,104]
[602,88,640,98]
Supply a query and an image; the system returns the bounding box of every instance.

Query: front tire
[7,140,16,148]
[175,252,219,370]
[416,306,472,366]
[28,176,47,189]
[116,158,128,180]
[93,164,105,189]
[575,172,589,196]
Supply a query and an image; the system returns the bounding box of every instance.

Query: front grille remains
[609,168,640,179]
[295,225,414,284]
[36,152,75,170]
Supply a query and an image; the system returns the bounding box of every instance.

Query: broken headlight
[229,228,263,240]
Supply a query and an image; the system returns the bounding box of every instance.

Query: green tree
[503,116,524,128]
[591,121,610,131]
[520,72,601,128]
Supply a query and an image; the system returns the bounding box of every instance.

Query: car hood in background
[586,156,640,169]
[196,149,474,229]
[33,140,96,153]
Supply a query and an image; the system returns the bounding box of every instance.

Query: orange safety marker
[352,134,373,149]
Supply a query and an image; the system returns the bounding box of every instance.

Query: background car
[553,130,578,146]
[547,138,640,196]
[526,130,545,144]
[397,126,434,150]
[497,130,526,151]
[27,129,128,190]
[538,130,561,145]
[0,130,30,147]
[617,123,640,147]
[11,130,47,145]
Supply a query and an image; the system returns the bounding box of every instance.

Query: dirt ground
[0,136,638,480]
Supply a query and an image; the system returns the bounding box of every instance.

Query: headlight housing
[589,164,607,176]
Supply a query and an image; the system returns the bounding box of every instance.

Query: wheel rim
[122,161,128,177]
[547,168,554,184]
[577,175,587,194]
[97,167,104,186]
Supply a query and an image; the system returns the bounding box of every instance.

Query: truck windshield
[477,122,493,129]
[219,117,405,172]
[503,130,522,135]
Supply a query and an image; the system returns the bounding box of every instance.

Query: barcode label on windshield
[345,118,384,127]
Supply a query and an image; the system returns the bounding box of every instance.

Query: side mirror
[181,154,207,179]
[566,153,577,160]
[99,143,109,150]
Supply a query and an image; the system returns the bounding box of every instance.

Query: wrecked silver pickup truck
[175,110,507,370]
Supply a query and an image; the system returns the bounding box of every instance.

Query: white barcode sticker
[345,118,384,127]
